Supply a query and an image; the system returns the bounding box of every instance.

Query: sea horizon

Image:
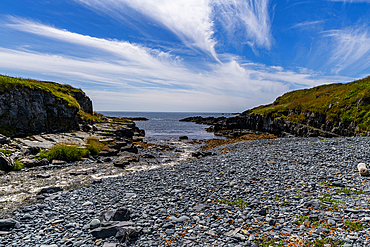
[97,111,235,140]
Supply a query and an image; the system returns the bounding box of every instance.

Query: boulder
[99,208,130,222]
[120,145,138,154]
[0,152,15,172]
[113,158,129,168]
[303,199,321,210]
[20,158,38,168]
[117,152,139,162]
[90,221,137,239]
[358,163,369,176]
[39,186,62,194]
[0,218,20,229]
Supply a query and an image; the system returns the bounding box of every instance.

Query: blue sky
[0,0,369,112]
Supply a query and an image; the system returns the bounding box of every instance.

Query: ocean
[98,112,236,140]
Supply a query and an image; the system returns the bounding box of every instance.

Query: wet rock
[179,136,188,140]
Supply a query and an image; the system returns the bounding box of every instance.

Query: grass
[255,237,285,247]
[42,143,90,162]
[245,76,370,132]
[216,198,248,209]
[0,149,14,156]
[78,111,106,123]
[0,75,83,109]
[343,219,364,232]
[303,238,343,247]
[86,137,108,155]
[0,75,99,135]
[13,160,24,171]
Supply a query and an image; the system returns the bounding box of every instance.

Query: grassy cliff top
[245,76,370,130]
[0,75,87,109]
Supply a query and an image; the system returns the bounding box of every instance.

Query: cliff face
[0,75,93,136]
[182,76,370,138]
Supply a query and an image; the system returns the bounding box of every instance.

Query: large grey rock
[90,221,136,238]
[0,152,14,172]
[0,218,19,228]
[99,208,130,222]
[303,199,321,210]
[39,186,62,194]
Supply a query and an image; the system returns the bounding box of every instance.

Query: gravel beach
[1,137,370,246]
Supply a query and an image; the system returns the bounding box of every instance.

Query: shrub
[86,137,103,155]
[13,160,24,171]
[47,143,90,162]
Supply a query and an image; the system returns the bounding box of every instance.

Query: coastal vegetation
[0,75,83,108]
[39,143,90,162]
[246,76,370,132]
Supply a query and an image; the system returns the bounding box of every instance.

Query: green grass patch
[13,160,24,171]
[216,198,248,209]
[86,137,107,155]
[79,111,106,123]
[0,149,14,156]
[343,219,364,232]
[0,75,82,109]
[255,236,285,247]
[303,238,343,247]
[44,143,90,162]
[245,76,370,132]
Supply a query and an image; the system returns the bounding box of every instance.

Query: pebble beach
[1,136,370,246]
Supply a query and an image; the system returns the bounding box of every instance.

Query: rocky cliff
[182,76,370,138]
[0,75,93,136]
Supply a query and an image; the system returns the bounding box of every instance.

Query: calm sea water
[99,112,236,140]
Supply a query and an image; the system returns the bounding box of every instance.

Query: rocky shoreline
[0,117,211,215]
[0,135,369,246]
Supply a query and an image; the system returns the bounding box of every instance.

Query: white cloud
[75,0,273,59]
[214,0,273,50]
[324,26,370,74]
[291,20,326,29]
[76,0,219,61]
[0,19,340,111]
[329,0,370,2]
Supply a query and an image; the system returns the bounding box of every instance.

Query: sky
[0,0,369,112]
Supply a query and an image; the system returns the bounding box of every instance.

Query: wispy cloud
[214,0,273,50]
[75,0,219,61]
[0,18,339,111]
[329,0,370,2]
[291,20,326,29]
[324,26,370,74]
[75,0,273,60]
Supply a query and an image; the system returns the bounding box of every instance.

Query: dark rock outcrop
[181,113,342,138]
[0,88,81,135]
[0,75,94,136]
[0,152,15,172]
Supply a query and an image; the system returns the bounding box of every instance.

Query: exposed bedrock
[181,112,361,138]
[0,88,88,135]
